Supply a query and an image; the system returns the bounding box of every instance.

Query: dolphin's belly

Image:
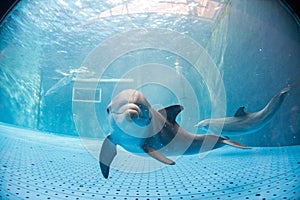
[111,132,146,154]
[220,114,269,135]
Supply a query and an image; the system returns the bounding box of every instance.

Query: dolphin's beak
[131,104,152,127]
[194,121,202,127]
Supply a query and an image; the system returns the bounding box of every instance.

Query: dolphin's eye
[106,107,110,114]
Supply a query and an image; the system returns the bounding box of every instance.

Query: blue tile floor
[0,123,299,200]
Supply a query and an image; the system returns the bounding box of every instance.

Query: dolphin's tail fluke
[221,137,250,149]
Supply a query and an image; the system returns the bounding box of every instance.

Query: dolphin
[194,82,299,136]
[45,73,76,96]
[99,89,249,178]
[45,67,90,96]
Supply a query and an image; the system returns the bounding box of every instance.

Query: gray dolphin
[99,89,249,178]
[195,82,298,136]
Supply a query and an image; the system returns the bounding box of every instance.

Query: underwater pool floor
[0,124,299,200]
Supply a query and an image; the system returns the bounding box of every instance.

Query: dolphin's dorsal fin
[158,105,184,123]
[234,106,247,117]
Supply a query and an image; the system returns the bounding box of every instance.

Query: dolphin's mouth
[107,103,152,126]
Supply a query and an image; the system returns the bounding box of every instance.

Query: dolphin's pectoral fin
[142,145,175,165]
[234,106,248,117]
[158,105,184,123]
[99,136,117,179]
[222,138,250,149]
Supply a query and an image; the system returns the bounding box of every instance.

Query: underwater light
[93,0,225,20]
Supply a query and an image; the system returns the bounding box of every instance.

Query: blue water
[0,0,300,199]
[0,0,299,146]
